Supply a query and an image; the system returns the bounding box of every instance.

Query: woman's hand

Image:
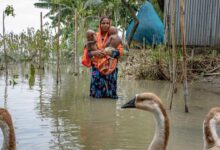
[90,50,105,58]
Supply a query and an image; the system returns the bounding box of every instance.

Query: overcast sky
[0,0,50,34]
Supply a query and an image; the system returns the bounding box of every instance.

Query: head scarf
[96,16,111,50]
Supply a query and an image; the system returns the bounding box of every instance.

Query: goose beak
[121,98,136,109]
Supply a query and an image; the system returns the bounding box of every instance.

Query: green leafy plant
[4,5,15,17]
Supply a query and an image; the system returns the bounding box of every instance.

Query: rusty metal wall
[164,0,220,47]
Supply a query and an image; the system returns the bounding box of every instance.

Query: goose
[0,108,16,150]
[203,107,220,150]
[121,92,169,150]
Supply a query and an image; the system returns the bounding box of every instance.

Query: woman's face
[100,18,110,32]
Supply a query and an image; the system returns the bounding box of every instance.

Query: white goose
[121,92,169,150]
[203,107,220,150]
[0,108,16,150]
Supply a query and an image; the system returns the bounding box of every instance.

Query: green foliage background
[1,0,164,63]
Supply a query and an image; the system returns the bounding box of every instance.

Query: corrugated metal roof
[165,0,220,47]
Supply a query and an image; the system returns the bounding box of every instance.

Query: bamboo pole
[164,0,172,81]
[180,0,189,112]
[169,0,177,110]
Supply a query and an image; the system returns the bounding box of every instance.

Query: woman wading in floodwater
[82,16,124,99]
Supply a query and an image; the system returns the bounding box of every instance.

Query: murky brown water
[0,63,220,150]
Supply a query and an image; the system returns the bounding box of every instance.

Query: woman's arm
[111,44,124,58]
[89,50,105,58]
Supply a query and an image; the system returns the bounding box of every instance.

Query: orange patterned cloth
[82,27,123,75]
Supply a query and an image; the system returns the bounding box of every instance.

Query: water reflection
[0,64,220,150]
[4,74,8,108]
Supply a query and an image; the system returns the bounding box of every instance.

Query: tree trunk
[3,12,8,108]
[169,0,177,110]
[72,12,75,71]
[180,0,189,113]
[56,6,61,85]
[121,0,139,47]
[3,12,8,77]
[74,9,79,75]
[164,0,170,47]
[157,0,164,12]
[39,12,43,69]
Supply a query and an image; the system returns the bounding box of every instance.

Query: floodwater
[0,63,220,150]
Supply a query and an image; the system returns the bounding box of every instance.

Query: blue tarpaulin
[126,1,164,45]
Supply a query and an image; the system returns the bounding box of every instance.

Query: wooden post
[180,0,189,112]
[169,0,177,110]
[164,0,172,81]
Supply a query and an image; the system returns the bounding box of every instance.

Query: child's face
[87,32,94,41]
[87,32,97,42]
[109,27,117,35]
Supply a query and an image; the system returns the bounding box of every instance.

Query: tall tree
[157,0,164,12]
[56,4,61,85]
[121,0,139,47]
[39,12,44,69]
[3,5,15,77]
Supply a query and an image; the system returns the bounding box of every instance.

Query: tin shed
[164,0,220,48]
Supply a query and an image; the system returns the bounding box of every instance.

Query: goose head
[121,92,169,150]
[208,108,220,124]
[121,93,163,112]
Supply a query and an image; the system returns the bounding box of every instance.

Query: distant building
[165,0,220,48]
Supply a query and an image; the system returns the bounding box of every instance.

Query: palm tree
[3,5,15,80]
